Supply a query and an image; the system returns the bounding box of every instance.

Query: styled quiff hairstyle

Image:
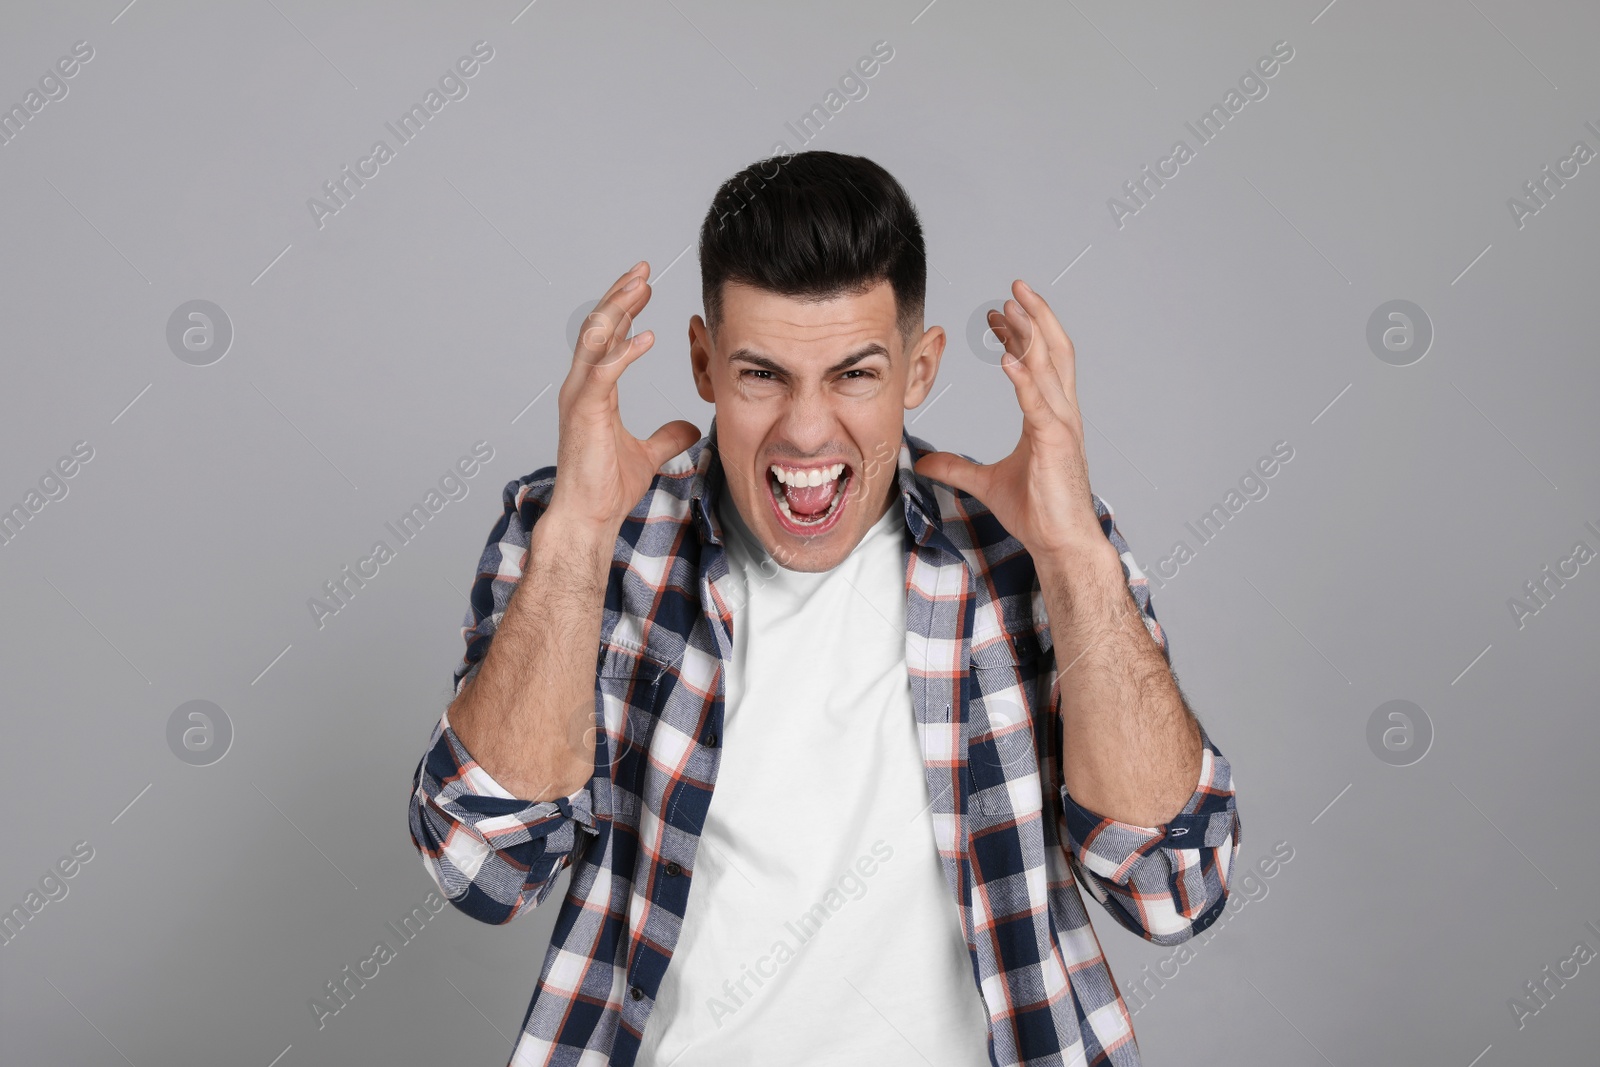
[698,150,927,347]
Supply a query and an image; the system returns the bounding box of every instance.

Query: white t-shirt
[634,491,991,1065]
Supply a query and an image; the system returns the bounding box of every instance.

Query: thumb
[914,450,986,498]
[643,420,703,470]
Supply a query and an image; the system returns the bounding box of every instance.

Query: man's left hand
[914,279,1109,562]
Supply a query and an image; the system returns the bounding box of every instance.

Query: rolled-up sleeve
[1056,493,1242,945]
[1060,723,1240,945]
[406,469,598,925]
[409,706,596,924]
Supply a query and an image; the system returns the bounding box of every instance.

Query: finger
[604,327,656,378]
[913,450,989,499]
[998,341,1063,434]
[996,297,1042,366]
[593,277,651,360]
[563,327,655,416]
[596,260,650,307]
[575,263,651,360]
[992,305,1073,426]
[1011,280,1077,407]
[576,277,653,374]
[1000,295,1070,412]
[642,419,704,471]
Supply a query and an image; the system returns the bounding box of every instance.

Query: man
[408,150,1240,1066]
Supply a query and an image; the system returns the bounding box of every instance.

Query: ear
[902,324,946,409]
[688,315,715,404]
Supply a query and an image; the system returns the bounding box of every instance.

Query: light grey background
[2,1,1596,1064]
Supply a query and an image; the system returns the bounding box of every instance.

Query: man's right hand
[548,261,703,533]
[443,261,698,803]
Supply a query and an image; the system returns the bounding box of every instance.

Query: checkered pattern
[409,416,1241,1066]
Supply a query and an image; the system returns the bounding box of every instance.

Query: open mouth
[767,461,851,535]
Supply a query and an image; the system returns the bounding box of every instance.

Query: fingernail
[623,277,641,291]
[633,260,647,272]
[1018,280,1034,293]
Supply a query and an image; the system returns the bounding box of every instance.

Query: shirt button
[630,984,643,1000]
[665,861,682,876]
[705,732,719,748]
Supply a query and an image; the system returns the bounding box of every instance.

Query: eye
[740,369,775,381]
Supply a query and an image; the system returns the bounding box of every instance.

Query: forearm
[1039,543,1201,828]
[447,509,613,802]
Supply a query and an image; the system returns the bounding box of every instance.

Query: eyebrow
[727,342,891,376]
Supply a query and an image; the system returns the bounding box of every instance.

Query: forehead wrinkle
[775,307,866,327]
[762,314,878,345]
[725,320,893,361]
[719,284,900,368]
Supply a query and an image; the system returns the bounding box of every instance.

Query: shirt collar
[687,414,946,550]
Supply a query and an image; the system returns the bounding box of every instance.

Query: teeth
[768,462,845,488]
[773,470,847,525]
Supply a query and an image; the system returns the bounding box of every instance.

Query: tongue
[784,478,837,516]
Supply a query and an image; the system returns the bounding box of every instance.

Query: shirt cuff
[1059,722,1237,886]
[432,705,596,838]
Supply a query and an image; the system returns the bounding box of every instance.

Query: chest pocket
[594,639,673,784]
[596,639,670,682]
[967,628,1052,812]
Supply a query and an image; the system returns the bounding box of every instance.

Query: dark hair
[698,150,926,347]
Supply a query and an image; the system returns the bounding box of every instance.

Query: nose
[773,384,841,459]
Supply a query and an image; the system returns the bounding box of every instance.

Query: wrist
[534,508,616,585]
[1034,537,1123,592]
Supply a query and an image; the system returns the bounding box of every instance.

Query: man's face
[688,279,944,573]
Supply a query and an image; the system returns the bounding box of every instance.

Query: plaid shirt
[409,417,1241,1067]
